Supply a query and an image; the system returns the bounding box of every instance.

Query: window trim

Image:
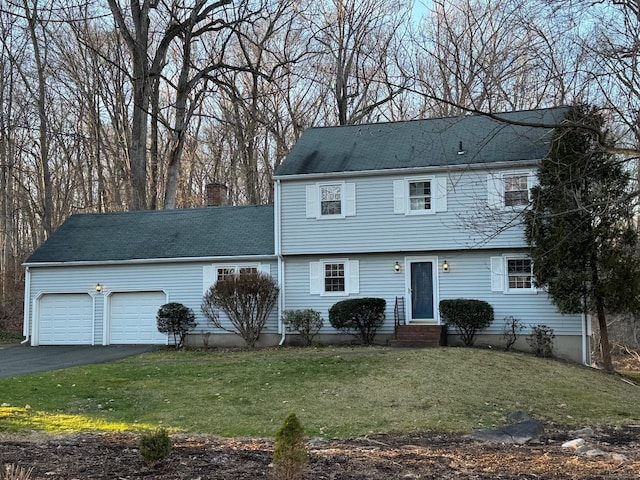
[491,255,537,295]
[203,263,269,294]
[487,170,535,211]
[394,176,447,215]
[306,183,356,219]
[310,259,359,297]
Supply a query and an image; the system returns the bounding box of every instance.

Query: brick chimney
[205,182,228,206]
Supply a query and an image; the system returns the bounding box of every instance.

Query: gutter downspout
[581,294,589,366]
[275,179,286,346]
[21,267,31,344]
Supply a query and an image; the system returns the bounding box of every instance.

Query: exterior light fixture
[95,283,102,292]
[442,260,449,272]
[394,261,401,272]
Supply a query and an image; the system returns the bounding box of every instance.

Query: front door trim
[404,256,440,324]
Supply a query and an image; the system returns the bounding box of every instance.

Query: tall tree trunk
[24,1,53,236]
[596,298,614,372]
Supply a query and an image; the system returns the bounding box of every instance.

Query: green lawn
[0,346,638,438]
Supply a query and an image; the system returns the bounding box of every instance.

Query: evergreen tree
[525,104,640,372]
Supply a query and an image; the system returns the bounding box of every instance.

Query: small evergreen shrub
[139,428,172,467]
[272,413,308,480]
[328,298,385,345]
[1,464,33,480]
[202,271,279,348]
[439,299,494,346]
[156,302,197,348]
[527,324,555,358]
[283,309,324,346]
[502,316,524,351]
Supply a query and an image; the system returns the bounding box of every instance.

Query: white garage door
[109,292,167,344]
[38,294,93,345]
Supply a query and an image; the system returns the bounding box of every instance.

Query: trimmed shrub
[139,428,172,467]
[201,271,279,348]
[283,309,324,346]
[272,413,308,480]
[527,324,555,358]
[328,298,385,345]
[439,299,494,346]
[156,302,197,348]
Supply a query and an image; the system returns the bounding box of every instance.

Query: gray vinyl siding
[438,251,583,336]
[27,259,279,343]
[282,251,583,338]
[283,254,406,335]
[280,167,532,255]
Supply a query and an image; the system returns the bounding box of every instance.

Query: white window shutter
[306,185,317,218]
[434,176,448,212]
[309,261,321,294]
[487,174,503,209]
[203,265,215,294]
[393,180,405,214]
[490,256,504,292]
[258,263,271,276]
[344,183,356,216]
[348,260,359,294]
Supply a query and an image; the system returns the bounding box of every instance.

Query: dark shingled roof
[25,204,274,264]
[275,107,568,177]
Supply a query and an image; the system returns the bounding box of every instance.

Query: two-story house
[22,107,589,363]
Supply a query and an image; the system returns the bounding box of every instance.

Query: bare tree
[304,0,412,125]
[106,0,234,210]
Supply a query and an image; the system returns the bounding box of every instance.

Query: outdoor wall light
[394,261,401,272]
[442,260,449,272]
[95,283,102,292]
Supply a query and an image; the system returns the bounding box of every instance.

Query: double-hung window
[216,265,258,282]
[504,174,529,207]
[309,259,359,296]
[320,185,342,216]
[394,176,447,214]
[487,171,534,210]
[409,180,432,212]
[507,258,533,290]
[306,183,356,219]
[324,262,345,292]
[490,256,536,294]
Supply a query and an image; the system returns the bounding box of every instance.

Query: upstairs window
[487,171,534,210]
[394,176,447,215]
[320,185,342,216]
[504,174,529,207]
[409,180,432,212]
[306,183,356,219]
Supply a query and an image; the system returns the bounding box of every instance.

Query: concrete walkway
[0,344,160,378]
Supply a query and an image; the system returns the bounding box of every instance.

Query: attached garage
[108,291,167,344]
[37,293,93,345]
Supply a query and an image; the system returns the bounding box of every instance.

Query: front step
[390,325,447,348]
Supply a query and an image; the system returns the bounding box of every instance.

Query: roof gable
[275,107,568,177]
[25,204,274,264]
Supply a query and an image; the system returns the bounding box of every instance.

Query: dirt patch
[1,425,639,479]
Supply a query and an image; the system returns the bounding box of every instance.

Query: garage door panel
[109,292,167,344]
[38,294,93,345]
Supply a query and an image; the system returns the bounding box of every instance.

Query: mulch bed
[1,425,639,479]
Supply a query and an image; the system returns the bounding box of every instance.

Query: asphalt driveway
[0,344,160,378]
